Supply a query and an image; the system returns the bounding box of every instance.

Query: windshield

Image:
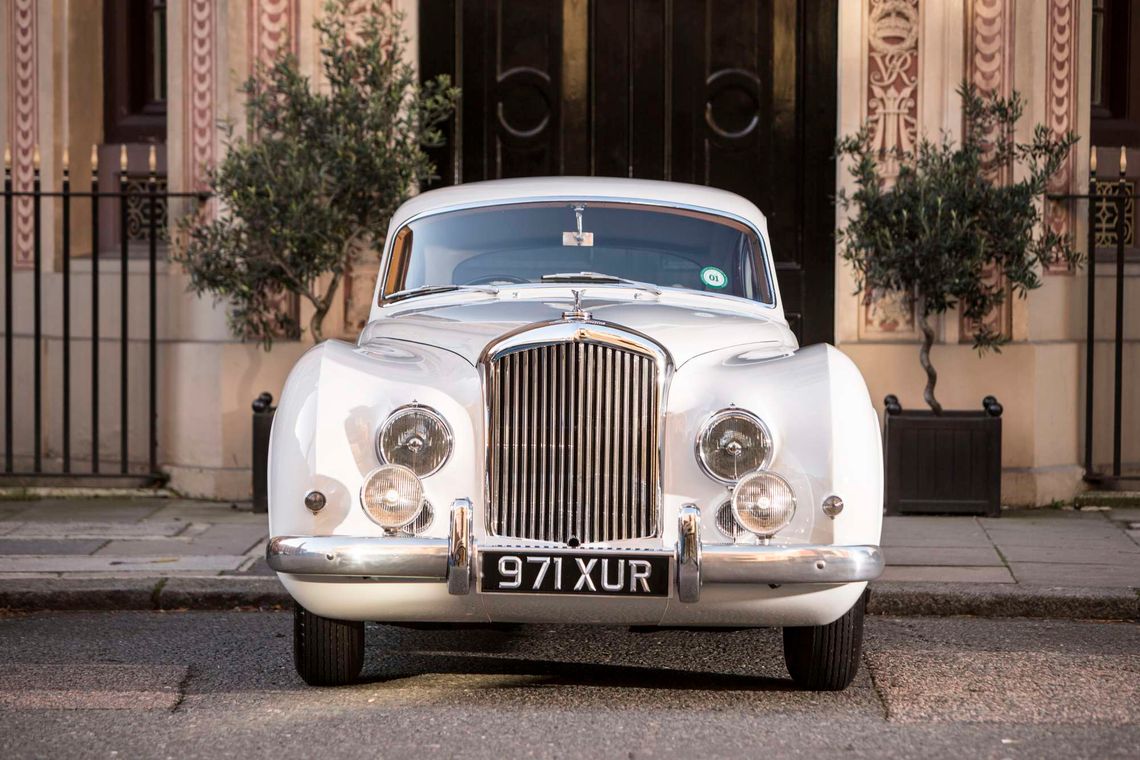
[381,202,773,304]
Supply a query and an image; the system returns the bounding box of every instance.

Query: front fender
[665,343,883,546]
[267,339,482,539]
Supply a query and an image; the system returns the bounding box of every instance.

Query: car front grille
[487,340,660,543]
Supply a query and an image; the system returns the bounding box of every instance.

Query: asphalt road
[0,611,1136,759]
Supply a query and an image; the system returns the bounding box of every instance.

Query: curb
[868,581,1139,621]
[1,577,1136,620]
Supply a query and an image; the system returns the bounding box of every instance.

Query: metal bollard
[251,392,275,514]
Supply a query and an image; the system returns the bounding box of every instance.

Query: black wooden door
[420,0,837,344]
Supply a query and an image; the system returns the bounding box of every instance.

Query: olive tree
[176,0,458,347]
[836,83,1079,413]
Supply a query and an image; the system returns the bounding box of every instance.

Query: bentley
[267,177,884,690]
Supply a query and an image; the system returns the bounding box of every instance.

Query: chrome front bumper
[266,500,884,603]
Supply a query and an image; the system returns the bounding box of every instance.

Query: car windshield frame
[378,199,777,308]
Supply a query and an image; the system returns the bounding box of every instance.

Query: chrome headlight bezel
[376,404,453,477]
[695,408,774,484]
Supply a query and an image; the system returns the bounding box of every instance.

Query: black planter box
[883,396,1003,517]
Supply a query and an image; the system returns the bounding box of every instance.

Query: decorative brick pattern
[1044,0,1079,269]
[961,0,1015,342]
[860,0,921,337]
[249,0,298,70]
[6,0,38,268]
[184,0,216,193]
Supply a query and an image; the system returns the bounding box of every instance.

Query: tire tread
[293,602,365,686]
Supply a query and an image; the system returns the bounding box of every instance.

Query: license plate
[480,550,671,597]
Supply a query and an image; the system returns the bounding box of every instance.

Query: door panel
[420,0,836,344]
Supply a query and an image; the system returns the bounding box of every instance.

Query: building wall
[836,0,1137,505]
[1,0,1134,503]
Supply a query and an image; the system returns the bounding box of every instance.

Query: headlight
[731,471,796,537]
[696,408,772,482]
[360,464,424,529]
[377,405,452,476]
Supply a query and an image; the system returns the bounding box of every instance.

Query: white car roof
[388,176,769,233]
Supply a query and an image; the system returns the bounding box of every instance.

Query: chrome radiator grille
[488,341,660,543]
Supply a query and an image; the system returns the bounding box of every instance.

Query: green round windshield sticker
[700,266,728,289]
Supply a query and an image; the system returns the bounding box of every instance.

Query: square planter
[883,395,1003,517]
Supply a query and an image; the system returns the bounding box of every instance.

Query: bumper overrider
[266,500,884,602]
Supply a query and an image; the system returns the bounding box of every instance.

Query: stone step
[1074,491,1140,508]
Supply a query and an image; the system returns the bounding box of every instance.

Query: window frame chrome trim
[377,196,780,311]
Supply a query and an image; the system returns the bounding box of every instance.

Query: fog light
[360,464,424,529]
[822,494,844,518]
[731,471,796,537]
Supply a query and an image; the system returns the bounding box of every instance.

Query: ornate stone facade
[961,0,1016,342]
[6,0,38,267]
[249,0,299,70]
[861,0,921,336]
[184,0,217,193]
[1045,0,1080,268]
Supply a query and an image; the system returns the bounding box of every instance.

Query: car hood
[357,288,797,367]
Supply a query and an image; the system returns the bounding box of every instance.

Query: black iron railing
[1052,146,1138,489]
[1,145,209,485]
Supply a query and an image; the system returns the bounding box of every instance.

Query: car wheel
[782,590,866,691]
[293,602,365,686]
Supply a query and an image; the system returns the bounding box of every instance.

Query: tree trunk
[308,270,344,343]
[917,311,942,414]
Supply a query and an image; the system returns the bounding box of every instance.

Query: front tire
[293,602,365,686]
[782,591,866,691]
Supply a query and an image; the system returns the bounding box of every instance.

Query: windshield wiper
[386,284,496,303]
[541,272,661,294]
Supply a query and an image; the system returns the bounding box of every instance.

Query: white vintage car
[267,177,884,690]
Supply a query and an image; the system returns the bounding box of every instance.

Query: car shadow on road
[358,651,794,692]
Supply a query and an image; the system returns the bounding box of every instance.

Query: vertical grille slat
[489,339,659,544]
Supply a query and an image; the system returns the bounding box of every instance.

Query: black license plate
[480,551,671,597]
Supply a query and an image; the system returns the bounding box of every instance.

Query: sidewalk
[0,498,1137,619]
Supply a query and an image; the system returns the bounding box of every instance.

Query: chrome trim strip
[266,535,447,578]
[677,504,702,603]
[448,498,473,595]
[702,544,884,584]
[267,533,883,586]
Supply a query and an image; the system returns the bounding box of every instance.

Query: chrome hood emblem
[562,289,592,321]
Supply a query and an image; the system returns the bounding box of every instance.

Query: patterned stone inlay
[7,0,38,267]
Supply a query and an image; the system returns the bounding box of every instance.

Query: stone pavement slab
[5,520,190,539]
[93,522,268,557]
[882,546,1004,566]
[1008,562,1140,588]
[0,539,107,555]
[7,499,168,522]
[997,543,1140,564]
[0,554,247,573]
[879,565,1016,583]
[882,516,991,547]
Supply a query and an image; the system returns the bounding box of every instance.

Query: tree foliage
[836,83,1079,412]
[176,0,459,347]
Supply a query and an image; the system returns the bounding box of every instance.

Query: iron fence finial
[119,144,128,174]
[32,145,40,172]
[1090,145,1097,174]
[148,145,157,177]
[62,147,69,176]
[1120,146,1128,176]
[90,144,98,175]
